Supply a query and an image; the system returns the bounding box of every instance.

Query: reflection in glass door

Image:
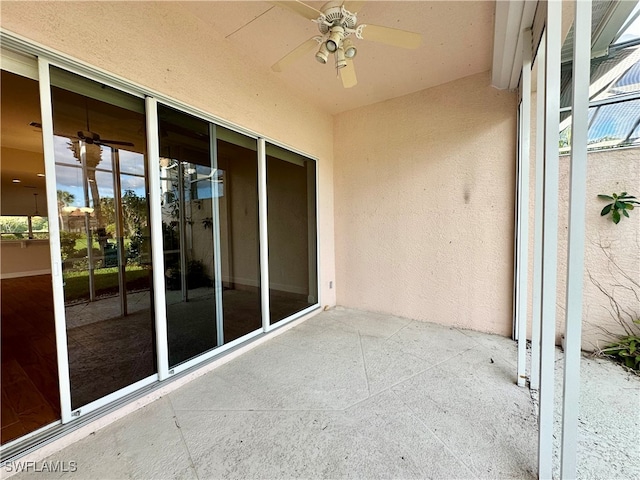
[1,67,61,444]
[158,105,262,368]
[158,106,218,367]
[50,68,156,410]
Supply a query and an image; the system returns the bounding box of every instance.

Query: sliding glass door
[1,63,61,444]
[50,67,156,410]
[158,106,218,367]
[266,143,318,324]
[158,105,261,369]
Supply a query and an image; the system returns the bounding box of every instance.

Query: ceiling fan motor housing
[78,130,100,144]
[317,2,357,35]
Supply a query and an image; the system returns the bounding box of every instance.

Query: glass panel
[1,68,61,444]
[614,2,640,46]
[0,215,48,240]
[560,99,640,153]
[587,99,640,149]
[560,45,640,110]
[50,67,155,410]
[158,105,217,367]
[266,143,318,324]
[158,107,263,364]
[217,126,261,342]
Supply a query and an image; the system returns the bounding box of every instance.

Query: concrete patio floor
[6,307,639,479]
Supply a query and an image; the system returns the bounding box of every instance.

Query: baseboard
[1,269,51,280]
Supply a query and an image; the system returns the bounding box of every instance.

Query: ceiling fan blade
[98,139,135,147]
[343,1,366,13]
[272,37,319,72]
[341,59,357,88]
[358,24,422,49]
[271,1,323,21]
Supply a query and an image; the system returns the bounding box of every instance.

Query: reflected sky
[55,136,147,206]
[589,99,640,144]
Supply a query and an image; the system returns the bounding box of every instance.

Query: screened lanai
[1,1,639,479]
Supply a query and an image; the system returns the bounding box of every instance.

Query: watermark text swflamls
[3,460,78,473]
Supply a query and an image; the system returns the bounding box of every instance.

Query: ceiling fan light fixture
[316,42,330,64]
[326,26,344,53]
[335,47,347,69]
[342,38,357,58]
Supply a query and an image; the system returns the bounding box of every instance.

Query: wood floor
[1,275,61,445]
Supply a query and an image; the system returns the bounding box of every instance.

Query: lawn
[63,266,151,302]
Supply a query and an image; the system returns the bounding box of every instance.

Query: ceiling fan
[271,1,422,88]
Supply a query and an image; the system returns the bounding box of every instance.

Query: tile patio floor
[6,307,639,479]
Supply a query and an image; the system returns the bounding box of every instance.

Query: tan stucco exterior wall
[1,1,337,307]
[334,71,518,336]
[575,149,640,351]
[527,95,640,350]
[527,93,640,351]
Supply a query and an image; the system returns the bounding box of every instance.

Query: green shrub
[600,328,640,371]
[598,192,640,224]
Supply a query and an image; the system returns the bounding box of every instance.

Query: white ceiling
[177,1,496,115]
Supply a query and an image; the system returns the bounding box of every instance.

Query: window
[0,215,49,240]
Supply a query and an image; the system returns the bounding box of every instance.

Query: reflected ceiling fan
[74,100,134,148]
[271,0,422,88]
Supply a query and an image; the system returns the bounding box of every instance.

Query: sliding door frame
[37,57,73,424]
[262,139,321,332]
[39,57,160,421]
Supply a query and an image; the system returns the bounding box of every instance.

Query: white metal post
[531,32,546,393]
[38,58,73,423]
[513,99,522,342]
[560,1,592,478]
[538,2,562,478]
[210,124,225,347]
[257,138,271,330]
[517,28,533,388]
[145,96,170,380]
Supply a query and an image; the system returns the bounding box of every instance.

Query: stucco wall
[576,148,640,351]
[334,71,518,336]
[0,0,336,306]
[526,93,640,350]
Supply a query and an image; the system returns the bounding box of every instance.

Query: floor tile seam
[339,345,479,412]
[374,345,481,395]
[380,317,415,342]
[358,330,372,397]
[171,408,348,413]
[166,396,201,480]
[388,389,480,479]
[372,326,482,362]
